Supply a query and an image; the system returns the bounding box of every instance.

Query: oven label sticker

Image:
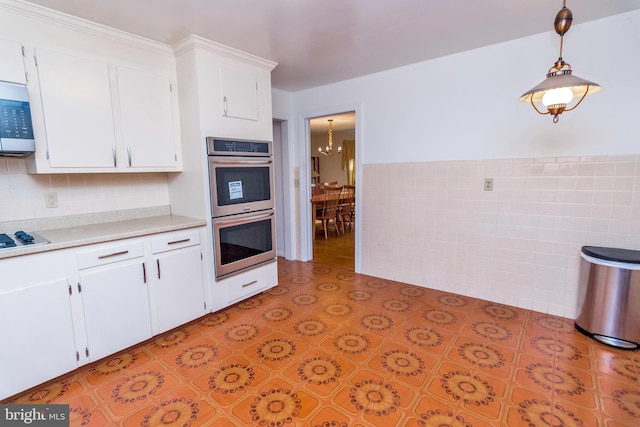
[228,181,243,200]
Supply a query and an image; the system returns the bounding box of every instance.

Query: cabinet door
[0,279,77,401]
[116,66,177,168]
[152,245,205,333]
[35,48,116,168]
[220,66,258,121]
[0,39,26,84]
[79,261,152,361]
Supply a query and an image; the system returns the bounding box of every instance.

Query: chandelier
[318,119,341,156]
[518,0,602,123]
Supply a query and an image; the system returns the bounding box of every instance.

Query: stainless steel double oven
[207,137,276,278]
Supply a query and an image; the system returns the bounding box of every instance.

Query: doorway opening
[309,112,356,269]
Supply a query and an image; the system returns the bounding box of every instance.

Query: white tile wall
[361,154,640,319]
[0,158,170,223]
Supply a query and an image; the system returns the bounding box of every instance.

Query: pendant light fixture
[519,0,602,123]
[318,119,341,156]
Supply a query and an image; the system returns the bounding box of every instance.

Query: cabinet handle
[242,280,258,288]
[142,263,147,284]
[214,211,273,227]
[210,158,272,166]
[112,147,117,167]
[223,96,228,116]
[97,250,129,259]
[168,238,190,245]
[127,146,132,167]
[157,259,161,279]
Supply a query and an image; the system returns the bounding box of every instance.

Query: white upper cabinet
[35,48,116,168]
[27,48,181,173]
[116,66,177,168]
[0,3,184,174]
[0,38,26,84]
[220,65,259,121]
[173,35,276,142]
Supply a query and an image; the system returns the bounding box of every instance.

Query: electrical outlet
[484,178,493,191]
[45,192,58,208]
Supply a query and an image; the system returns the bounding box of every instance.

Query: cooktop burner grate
[0,231,50,250]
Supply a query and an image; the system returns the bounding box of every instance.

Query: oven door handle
[209,158,272,165]
[214,211,274,226]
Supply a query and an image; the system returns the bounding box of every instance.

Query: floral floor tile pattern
[5,258,640,426]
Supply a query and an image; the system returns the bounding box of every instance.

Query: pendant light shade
[519,1,601,123]
[520,71,601,105]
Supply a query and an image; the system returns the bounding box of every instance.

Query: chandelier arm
[564,86,591,112]
[528,95,550,115]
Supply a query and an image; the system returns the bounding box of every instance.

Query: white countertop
[0,214,206,259]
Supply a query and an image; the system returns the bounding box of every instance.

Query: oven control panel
[206,137,271,156]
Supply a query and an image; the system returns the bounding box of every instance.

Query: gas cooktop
[0,231,50,251]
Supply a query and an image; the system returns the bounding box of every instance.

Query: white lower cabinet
[78,249,152,361]
[0,226,207,400]
[222,260,278,305]
[0,277,77,401]
[76,229,207,360]
[0,249,79,401]
[149,229,206,334]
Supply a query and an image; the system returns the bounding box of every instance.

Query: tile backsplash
[361,154,640,318]
[0,158,170,223]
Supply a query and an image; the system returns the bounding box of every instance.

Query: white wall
[361,154,640,318]
[289,10,640,164]
[0,158,169,222]
[275,10,640,318]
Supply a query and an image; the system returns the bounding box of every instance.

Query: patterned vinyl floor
[5,258,640,426]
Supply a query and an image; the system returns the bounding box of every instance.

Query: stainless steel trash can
[575,246,640,349]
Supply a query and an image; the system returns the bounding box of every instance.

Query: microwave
[0,82,35,157]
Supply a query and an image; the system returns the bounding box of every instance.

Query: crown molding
[0,0,173,56]
[173,34,277,71]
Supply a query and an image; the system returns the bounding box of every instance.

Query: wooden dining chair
[316,186,342,239]
[311,185,325,221]
[337,185,355,233]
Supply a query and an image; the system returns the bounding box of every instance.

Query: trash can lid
[581,246,640,264]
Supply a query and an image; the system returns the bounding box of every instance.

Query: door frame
[299,103,363,272]
[272,118,296,260]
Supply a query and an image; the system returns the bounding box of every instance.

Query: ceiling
[20,0,640,92]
